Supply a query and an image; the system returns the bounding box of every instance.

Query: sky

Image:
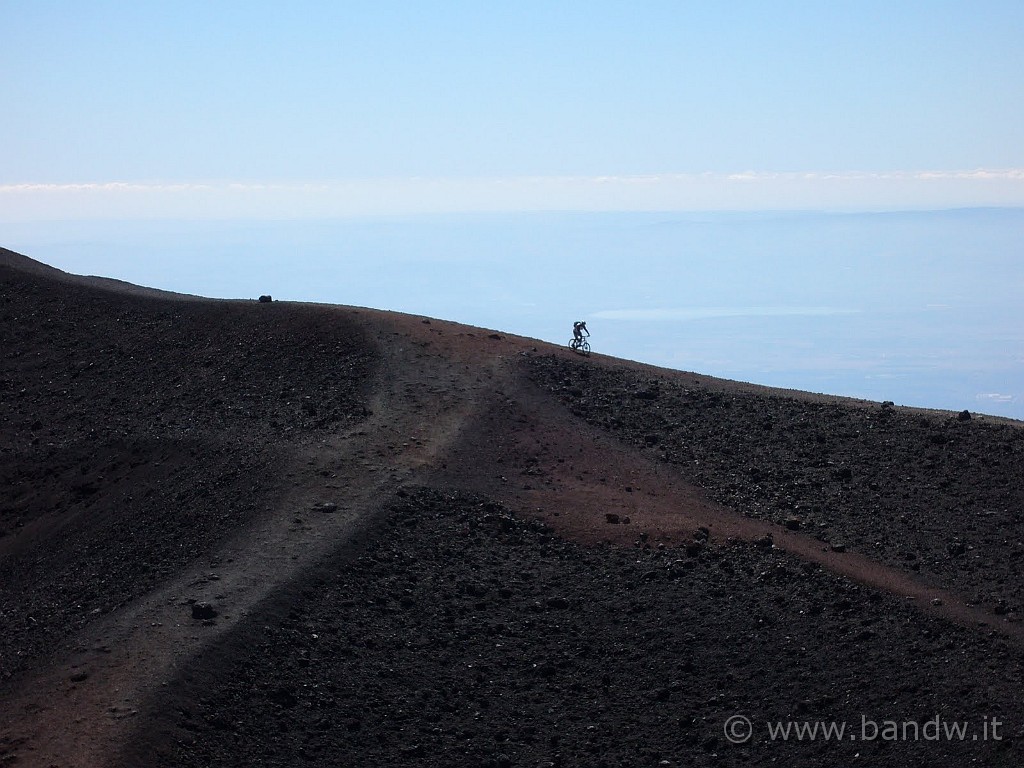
[3,1,1024,217]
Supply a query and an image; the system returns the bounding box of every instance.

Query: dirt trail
[0,311,486,768]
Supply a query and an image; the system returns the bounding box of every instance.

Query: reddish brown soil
[1,247,1022,767]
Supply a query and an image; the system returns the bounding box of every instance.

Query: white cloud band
[2,170,1024,220]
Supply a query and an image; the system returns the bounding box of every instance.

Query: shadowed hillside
[1,250,1022,767]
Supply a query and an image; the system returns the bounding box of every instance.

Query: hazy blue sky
[3,1,1024,217]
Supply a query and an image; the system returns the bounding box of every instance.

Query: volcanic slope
[0,249,1022,767]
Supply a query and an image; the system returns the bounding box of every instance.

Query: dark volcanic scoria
[1,248,1022,767]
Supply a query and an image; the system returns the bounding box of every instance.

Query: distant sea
[3,208,1022,420]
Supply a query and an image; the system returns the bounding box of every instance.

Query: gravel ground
[125,487,1022,767]
[525,354,1024,610]
[0,263,375,684]
[2,251,1022,767]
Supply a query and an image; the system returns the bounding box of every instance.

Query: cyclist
[572,320,590,345]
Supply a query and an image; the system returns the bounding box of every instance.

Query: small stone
[318,502,338,513]
[545,596,570,609]
[258,294,272,303]
[268,687,298,708]
[784,516,802,530]
[605,513,620,524]
[958,409,972,421]
[462,581,489,597]
[70,671,89,683]
[830,543,846,553]
[191,602,218,620]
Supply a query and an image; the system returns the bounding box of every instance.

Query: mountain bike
[569,337,591,355]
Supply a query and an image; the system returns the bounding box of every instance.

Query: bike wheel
[581,340,591,354]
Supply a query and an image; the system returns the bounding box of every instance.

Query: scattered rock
[70,671,89,683]
[605,513,621,524]
[191,602,218,621]
[71,481,100,498]
[784,516,802,531]
[258,295,272,303]
[317,502,338,513]
[462,581,489,598]
[947,541,967,558]
[958,409,972,421]
[268,687,298,708]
